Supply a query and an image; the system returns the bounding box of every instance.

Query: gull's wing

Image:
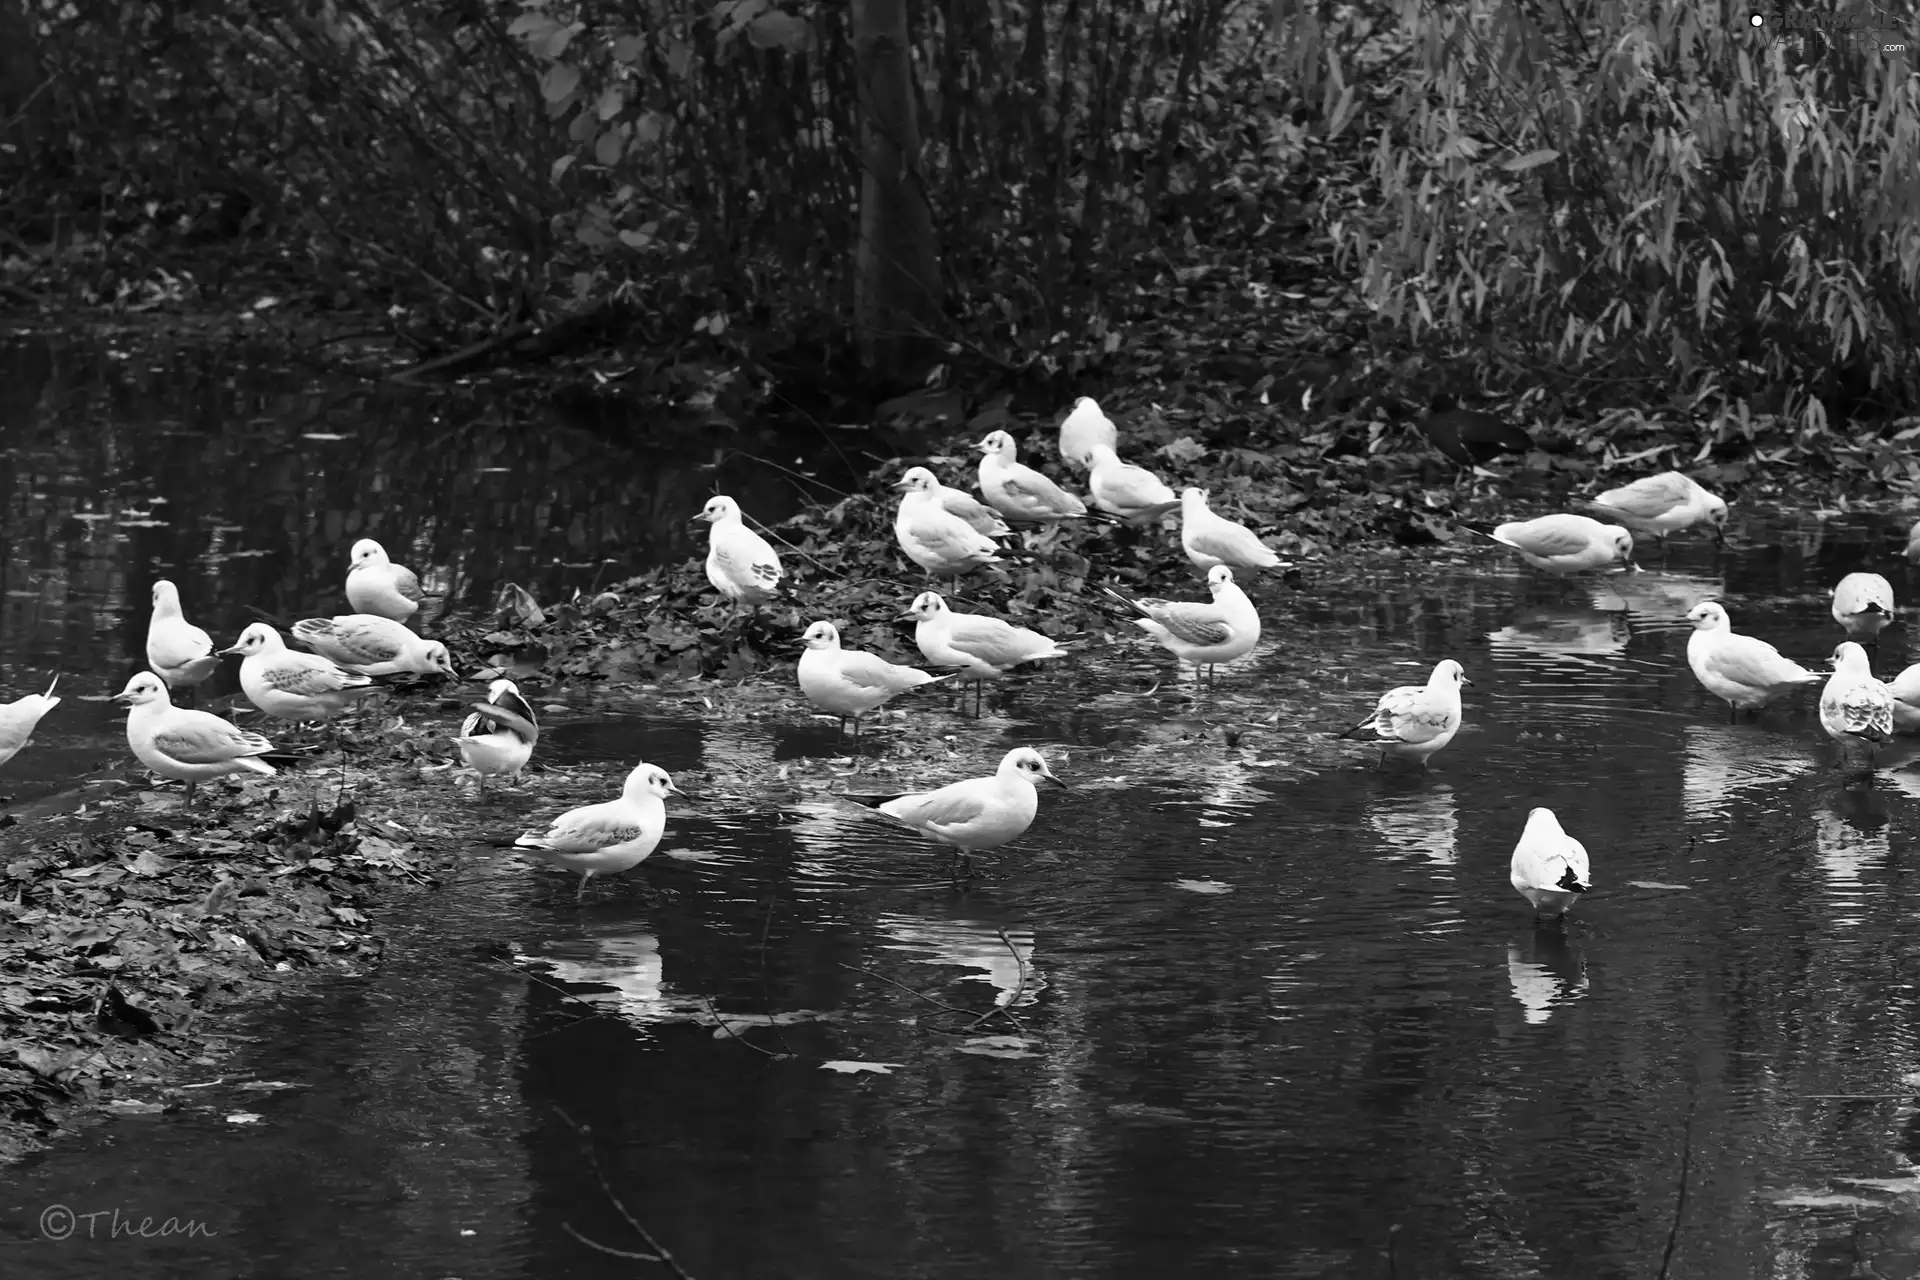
[525,800,646,853]
[295,618,404,666]
[461,701,539,745]
[390,565,425,604]
[713,529,783,588]
[1594,472,1691,517]
[1376,685,1455,744]
[904,509,996,559]
[261,656,371,696]
[1189,517,1274,564]
[882,777,990,832]
[1498,522,1595,558]
[1142,601,1232,647]
[943,615,1054,665]
[1001,465,1082,514]
[153,713,272,764]
[1706,634,1813,687]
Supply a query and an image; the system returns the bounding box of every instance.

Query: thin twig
[724,448,850,501]
[698,992,784,1059]
[553,1106,698,1279]
[835,961,981,1018]
[1657,1090,1696,1280]
[1796,1092,1920,1099]
[962,928,1028,1034]
[560,1221,661,1261]
[755,895,799,1058]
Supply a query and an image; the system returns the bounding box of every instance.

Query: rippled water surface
[9,338,1920,1277]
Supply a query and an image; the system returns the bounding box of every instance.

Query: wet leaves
[819,1060,901,1075]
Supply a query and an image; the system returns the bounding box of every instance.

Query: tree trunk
[0,0,46,160]
[851,0,942,380]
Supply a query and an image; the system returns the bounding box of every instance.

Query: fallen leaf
[953,1036,1038,1059]
[820,1060,901,1074]
[1173,879,1233,894]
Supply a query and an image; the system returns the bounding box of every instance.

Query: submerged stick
[553,1106,699,1279]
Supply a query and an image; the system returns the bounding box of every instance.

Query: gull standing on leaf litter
[114,671,277,802]
[220,623,380,723]
[1683,602,1823,720]
[1887,663,1920,734]
[1588,472,1729,543]
[1820,641,1894,769]
[1477,513,1636,575]
[897,466,1010,538]
[907,591,1068,715]
[1179,488,1285,573]
[346,538,426,623]
[976,430,1096,524]
[850,746,1066,880]
[1831,572,1895,647]
[1102,565,1260,687]
[145,580,220,695]
[1510,808,1592,922]
[0,676,61,770]
[1058,396,1120,471]
[1085,442,1181,525]
[893,471,1004,580]
[513,762,681,900]
[797,620,950,744]
[694,495,784,610]
[292,615,457,679]
[1337,659,1471,768]
[455,678,538,793]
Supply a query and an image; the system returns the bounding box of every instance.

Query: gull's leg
[576,871,591,901]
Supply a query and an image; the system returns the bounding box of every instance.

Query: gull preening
[695,495,784,610]
[852,746,1065,879]
[220,623,379,723]
[1085,442,1181,524]
[0,677,61,769]
[346,538,425,622]
[1338,659,1471,768]
[976,430,1093,524]
[906,591,1068,714]
[1589,472,1728,542]
[1683,601,1823,719]
[455,678,538,792]
[1480,514,1635,574]
[115,671,276,801]
[1510,808,1591,922]
[897,465,1010,538]
[797,620,948,743]
[1102,565,1260,685]
[145,580,220,694]
[1179,488,1283,572]
[1058,396,1119,470]
[514,762,680,899]
[893,470,1004,580]
[1831,572,1894,647]
[1820,641,1893,770]
[292,615,456,679]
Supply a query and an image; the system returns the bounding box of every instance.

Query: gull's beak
[1042,771,1068,789]
[111,692,134,706]
[973,441,993,453]
[891,476,913,490]
[666,780,685,795]
[691,512,712,525]
[216,644,243,656]
[898,609,919,620]
[1460,676,1475,687]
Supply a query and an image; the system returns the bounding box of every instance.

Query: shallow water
[9,338,1920,1276]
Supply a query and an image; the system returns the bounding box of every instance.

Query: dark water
[8,338,1920,1276]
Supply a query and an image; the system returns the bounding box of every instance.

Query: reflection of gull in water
[779,801,903,889]
[1507,931,1588,1025]
[1587,572,1723,632]
[1681,724,1816,822]
[1487,608,1630,658]
[532,932,685,1022]
[1816,795,1890,928]
[876,913,1044,1007]
[1365,785,1459,866]
[1196,752,1270,819]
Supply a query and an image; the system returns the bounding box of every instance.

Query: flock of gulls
[1,399,1914,912]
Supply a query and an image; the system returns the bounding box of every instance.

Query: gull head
[1830,641,1873,675]
[1684,601,1731,632]
[1205,565,1236,595]
[424,641,458,678]
[114,671,173,707]
[1180,487,1209,510]
[350,538,391,569]
[1431,658,1472,689]
[218,622,284,657]
[999,746,1066,789]
[621,762,683,801]
[801,621,842,650]
[485,677,522,703]
[1703,494,1729,528]
[1605,525,1636,565]
[976,430,1016,460]
[893,467,939,493]
[694,495,743,526]
[150,579,183,614]
[903,591,949,622]
[1523,806,1565,836]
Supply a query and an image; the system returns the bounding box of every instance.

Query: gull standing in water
[851,747,1065,880]
[976,430,1095,525]
[145,580,220,697]
[893,471,1004,581]
[695,495,784,612]
[1831,573,1895,651]
[514,762,681,899]
[797,621,949,746]
[114,671,276,801]
[906,592,1068,715]
[1102,565,1260,687]
[1683,602,1823,719]
[1338,660,1471,768]
[292,615,457,679]
[1588,472,1728,543]
[1058,396,1119,470]
[1478,513,1636,574]
[1179,488,1284,572]
[1510,808,1592,922]
[0,676,61,770]
[1821,641,1894,772]
[454,678,539,792]
[346,539,426,623]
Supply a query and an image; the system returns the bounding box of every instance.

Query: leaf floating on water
[1627,880,1690,891]
[1837,1177,1920,1193]
[105,1099,169,1115]
[1761,1189,1881,1209]
[820,1060,901,1074]
[953,1036,1038,1059]
[693,1008,836,1029]
[224,1112,264,1125]
[234,1080,308,1092]
[662,848,727,863]
[301,432,352,441]
[1173,879,1233,894]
